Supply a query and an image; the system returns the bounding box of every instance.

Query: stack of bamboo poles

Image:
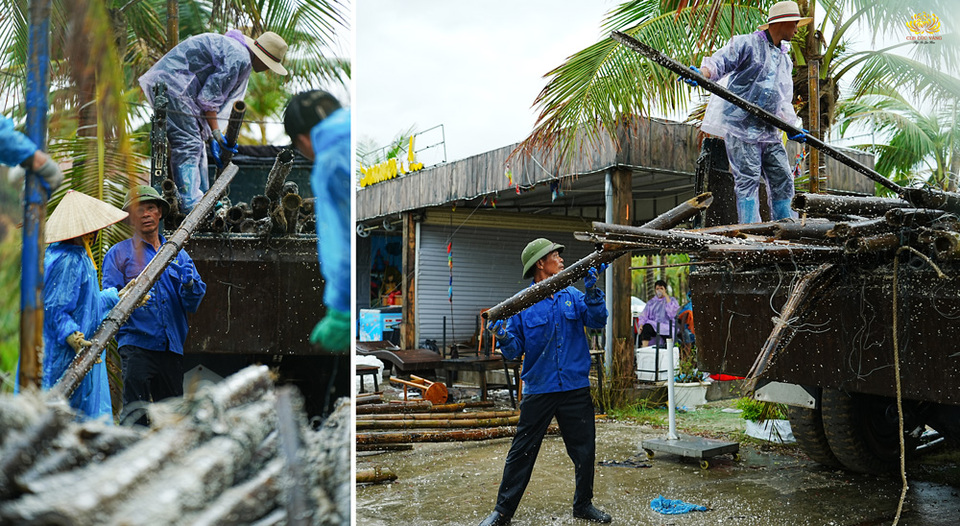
[355,401,560,450]
[0,366,350,526]
[577,192,960,383]
[356,400,559,485]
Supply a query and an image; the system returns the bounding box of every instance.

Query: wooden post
[166,0,179,50]
[808,57,821,194]
[611,168,633,376]
[401,212,417,349]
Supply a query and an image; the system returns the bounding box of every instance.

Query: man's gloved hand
[584,263,608,289]
[789,129,810,143]
[118,278,151,308]
[310,309,350,353]
[168,259,196,289]
[209,129,238,169]
[66,331,93,353]
[680,65,702,87]
[488,319,510,341]
[35,156,65,192]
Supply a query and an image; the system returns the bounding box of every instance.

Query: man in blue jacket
[479,238,611,525]
[283,90,350,353]
[103,186,206,423]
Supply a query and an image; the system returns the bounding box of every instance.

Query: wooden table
[442,355,520,406]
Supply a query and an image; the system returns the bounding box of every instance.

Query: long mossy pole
[482,193,713,323]
[18,0,53,391]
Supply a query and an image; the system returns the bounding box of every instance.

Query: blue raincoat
[138,30,252,210]
[0,114,38,166]
[42,242,120,421]
[310,108,351,313]
[497,285,607,395]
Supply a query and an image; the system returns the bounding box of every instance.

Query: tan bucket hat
[759,1,813,30]
[243,31,288,76]
[45,190,128,244]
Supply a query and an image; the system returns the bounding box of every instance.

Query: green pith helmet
[521,238,564,279]
[122,185,170,218]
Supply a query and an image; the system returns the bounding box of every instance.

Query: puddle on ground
[357,420,960,525]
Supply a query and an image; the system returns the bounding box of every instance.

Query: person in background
[480,238,611,525]
[1,114,63,193]
[283,90,350,353]
[103,186,205,423]
[695,0,811,223]
[636,279,680,347]
[139,30,288,210]
[37,190,135,420]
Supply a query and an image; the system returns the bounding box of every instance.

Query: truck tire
[787,398,842,468]
[820,388,915,474]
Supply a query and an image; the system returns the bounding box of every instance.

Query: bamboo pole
[356,401,495,415]
[216,101,245,176]
[356,444,414,452]
[356,425,559,445]
[264,149,296,203]
[356,416,520,430]
[356,466,398,484]
[827,217,890,239]
[745,263,840,386]
[483,193,713,322]
[793,193,910,217]
[699,243,844,263]
[359,410,519,421]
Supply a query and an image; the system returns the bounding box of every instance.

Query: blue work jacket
[499,284,607,395]
[103,234,206,354]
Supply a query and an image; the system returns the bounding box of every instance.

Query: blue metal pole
[19,0,52,390]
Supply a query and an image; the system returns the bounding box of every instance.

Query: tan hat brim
[759,16,813,30]
[244,35,288,76]
[46,190,128,244]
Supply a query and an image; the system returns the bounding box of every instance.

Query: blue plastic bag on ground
[650,495,709,514]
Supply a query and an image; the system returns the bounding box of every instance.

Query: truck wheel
[820,388,916,474]
[787,397,842,468]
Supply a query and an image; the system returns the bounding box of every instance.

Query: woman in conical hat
[40,190,128,421]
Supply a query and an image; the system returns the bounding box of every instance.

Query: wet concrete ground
[356,401,960,525]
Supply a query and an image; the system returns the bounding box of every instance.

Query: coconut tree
[836,89,960,193]
[519,0,960,165]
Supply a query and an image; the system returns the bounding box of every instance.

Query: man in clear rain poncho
[697,1,811,223]
[29,191,144,421]
[139,30,288,211]
[283,90,350,353]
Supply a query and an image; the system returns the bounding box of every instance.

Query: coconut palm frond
[847,51,960,104]
[519,1,764,165]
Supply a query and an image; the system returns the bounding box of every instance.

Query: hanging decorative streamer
[550,180,564,202]
[505,164,520,194]
[447,241,453,303]
[792,147,808,179]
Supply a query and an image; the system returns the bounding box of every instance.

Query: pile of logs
[0,366,350,526]
[164,148,317,236]
[575,192,960,382]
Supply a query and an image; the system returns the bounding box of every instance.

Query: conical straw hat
[45,190,128,244]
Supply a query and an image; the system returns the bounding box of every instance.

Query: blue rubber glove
[209,130,238,169]
[489,319,517,341]
[789,129,810,143]
[584,263,607,289]
[167,259,196,289]
[680,65,701,87]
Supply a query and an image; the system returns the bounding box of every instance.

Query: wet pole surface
[356,407,960,525]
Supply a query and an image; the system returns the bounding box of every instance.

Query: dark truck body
[693,261,960,473]
[178,150,348,417]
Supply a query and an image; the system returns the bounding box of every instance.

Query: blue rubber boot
[772,199,795,221]
[736,197,761,224]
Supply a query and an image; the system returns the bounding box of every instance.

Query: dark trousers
[119,345,183,415]
[494,387,596,516]
[638,323,659,342]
